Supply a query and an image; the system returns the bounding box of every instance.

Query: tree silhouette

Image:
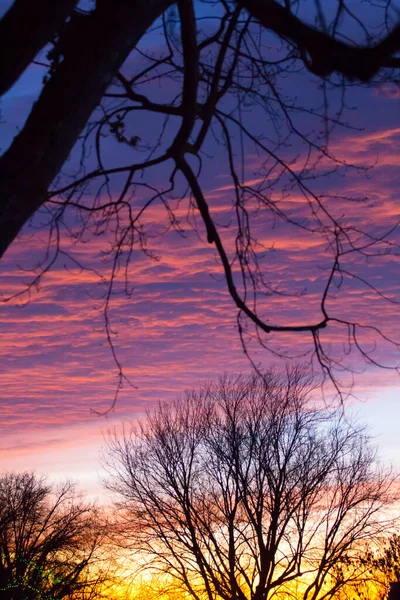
[0,472,108,600]
[105,369,397,600]
[350,535,400,600]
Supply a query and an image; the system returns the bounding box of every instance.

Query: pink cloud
[1,84,400,497]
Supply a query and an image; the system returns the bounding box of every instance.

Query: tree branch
[239,0,400,80]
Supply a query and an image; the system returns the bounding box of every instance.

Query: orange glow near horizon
[96,540,393,600]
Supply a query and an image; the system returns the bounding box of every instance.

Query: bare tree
[104,369,397,600]
[345,534,400,600]
[377,534,400,586]
[1,1,400,392]
[0,472,109,600]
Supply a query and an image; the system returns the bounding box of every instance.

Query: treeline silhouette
[2,370,399,600]
[0,473,112,600]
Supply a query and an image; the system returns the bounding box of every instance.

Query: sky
[0,1,400,501]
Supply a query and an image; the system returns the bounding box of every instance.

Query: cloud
[1,82,400,496]
[374,85,400,100]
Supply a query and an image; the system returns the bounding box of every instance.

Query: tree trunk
[0,0,78,97]
[0,0,172,258]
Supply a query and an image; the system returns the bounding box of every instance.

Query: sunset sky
[1,0,400,501]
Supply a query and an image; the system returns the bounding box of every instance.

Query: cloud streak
[1,83,400,495]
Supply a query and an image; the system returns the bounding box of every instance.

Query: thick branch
[169,0,198,159]
[239,0,400,80]
[0,0,173,259]
[0,0,78,97]
[180,157,328,334]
